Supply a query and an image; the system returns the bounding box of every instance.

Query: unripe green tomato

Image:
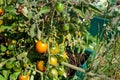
[63,23,69,31]
[55,2,64,12]
[48,68,58,79]
[8,44,15,50]
[0,45,7,52]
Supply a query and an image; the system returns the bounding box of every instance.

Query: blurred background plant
[0,0,120,80]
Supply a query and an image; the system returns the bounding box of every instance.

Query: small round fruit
[48,68,58,79]
[49,56,58,66]
[19,74,29,80]
[35,41,48,54]
[37,60,46,72]
[0,8,3,15]
[55,2,64,12]
[63,24,69,31]
[5,60,14,69]
[8,44,15,50]
[0,45,7,52]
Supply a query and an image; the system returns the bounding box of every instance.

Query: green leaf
[73,8,84,18]
[0,25,12,32]
[0,0,4,4]
[40,6,50,14]
[5,5,16,14]
[0,75,6,80]
[28,11,33,19]
[88,4,102,14]
[0,45,7,52]
[10,72,21,80]
[30,24,36,38]
[17,0,24,3]
[2,70,10,80]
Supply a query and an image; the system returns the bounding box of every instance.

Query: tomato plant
[8,44,15,51]
[19,73,29,80]
[0,8,3,15]
[48,68,58,79]
[55,2,64,12]
[5,60,14,69]
[0,19,3,25]
[0,0,118,80]
[49,56,58,66]
[35,41,48,54]
[50,44,59,54]
[63,23,69,31]
[37,60,46,72]
[13,61,22,72]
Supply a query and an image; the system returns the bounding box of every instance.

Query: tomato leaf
[88,4,102,14]
[0,0,4,4]
[5,5,16,14]
[2,70,10,80]
[0,25,12,32]
[0,75,6,80]
[73,8,84,18]
[29,24,36,38]
[9,72,21,80]
[40,6,50,14]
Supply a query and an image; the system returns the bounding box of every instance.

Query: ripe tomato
[19,74,29,80]
[35,41,48,54]
[48,68,58,79]
[55,2,64,12]
[49,56,58,66]
[37,60,46,72]
[0,8,3,15]
[50,44,59,54]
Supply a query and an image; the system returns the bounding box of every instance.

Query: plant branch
[61,62,115,80]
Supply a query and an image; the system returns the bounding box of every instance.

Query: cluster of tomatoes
[35,40,68,79]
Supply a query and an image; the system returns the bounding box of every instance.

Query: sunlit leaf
[89,4,102,14]
[0,25,12,32]
[30,24,36,38]
[0,75,6,80]
[73,8,84,18]
[40,6,50,14]
[5,5,16,14]
[10,72,21,80]
[2,70,10,80]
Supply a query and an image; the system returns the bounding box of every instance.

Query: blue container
[88,17,109,39]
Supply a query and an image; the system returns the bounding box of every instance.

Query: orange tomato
[0,8,3,15]
[35,41,48,54]
[37,60,46,72]
[49,56,58,66]
[19,74,29,80]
